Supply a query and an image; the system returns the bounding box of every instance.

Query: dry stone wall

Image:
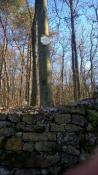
[0,108,95,175]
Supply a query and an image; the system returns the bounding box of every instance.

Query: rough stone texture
[6,138,22,151]
[22,133,56,142]
[0,128,15,137]
[61,153,79,167]
[35,142,57,152]
[0,137,5,147]
[86,133,97,145]
[16,123,33,132]
[72,114,86,126]
[87,123,93,131]
[55,114,71,124]
[65,124,82,132]
[0,122,10,128]
[23,143,34,152]
[26,153,60,168]
[22,115,34,124]
[0,168,11,175]
[16,132,22,137]
[8,114,21,123]
[0,114,7,121]
[50,124,66,132]
[62,145,80,156]
[63,133,80,145]
[15,169,40,175]
[0,108,97,175]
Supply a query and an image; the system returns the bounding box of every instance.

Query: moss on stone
[0,137,5,148]
[33,125,45,133]
[6,138,22,151]
[60,105,85,115]
[22,114,33,124]
[35,142,57,152]
[87,109,98,128]
[82,143,95,154]
[1,151,31,168]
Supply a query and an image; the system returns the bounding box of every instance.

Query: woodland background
[0,0,98,108]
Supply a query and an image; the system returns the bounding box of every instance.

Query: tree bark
[70,0,80,102]
[30,7,39,106]
[31,0,53,107]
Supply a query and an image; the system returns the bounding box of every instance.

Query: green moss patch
[87,109,98,128]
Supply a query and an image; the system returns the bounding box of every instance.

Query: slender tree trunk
[0,16,9,107]
[61,48,64,105]
[30,10,39,106]
[20,58,24,105]
[3,57,9,106]
[0,53,3,107]
[70,0,80,102]
[25,35,32,104]
[79,45,90,98]
[89,24,95,93]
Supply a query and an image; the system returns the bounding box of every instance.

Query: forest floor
[0,106,39,114]
[0,97,97,114]
[0,105,59,114]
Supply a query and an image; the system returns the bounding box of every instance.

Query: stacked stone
[0,110,86,175]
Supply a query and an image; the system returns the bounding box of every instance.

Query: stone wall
[0,108,97,175]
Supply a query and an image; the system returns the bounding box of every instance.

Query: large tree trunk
[31,0,53,107]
